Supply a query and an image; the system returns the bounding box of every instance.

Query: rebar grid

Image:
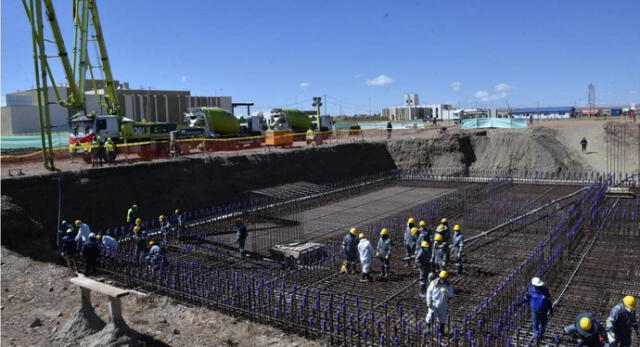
[84,170,631,346]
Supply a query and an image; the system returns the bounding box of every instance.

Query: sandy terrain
[0,247,324,347]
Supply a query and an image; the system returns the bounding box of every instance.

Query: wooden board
[69,276,129,298]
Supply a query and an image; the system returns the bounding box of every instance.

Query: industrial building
[511,106,575,119]
[1,80,232,135]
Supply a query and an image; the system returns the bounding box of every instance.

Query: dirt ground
[3,118,638,178]
[0,247,324,347]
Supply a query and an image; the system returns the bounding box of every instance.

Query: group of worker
[518,276,638,346]
[340,219,638,345]
[86,136,117,167]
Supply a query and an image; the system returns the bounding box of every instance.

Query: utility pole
[312,97,323,130]
[323,94,327,115]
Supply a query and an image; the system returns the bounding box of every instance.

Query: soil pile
[470,127,588,173]
[1,195,56,262]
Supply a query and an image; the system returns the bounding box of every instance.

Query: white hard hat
[531,277,544,287]
[88,232,96,239]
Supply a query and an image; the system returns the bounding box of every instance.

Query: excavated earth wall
[1,129,589,260]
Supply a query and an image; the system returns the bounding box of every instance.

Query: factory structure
[380,93,636,123]
[1,80,232,135]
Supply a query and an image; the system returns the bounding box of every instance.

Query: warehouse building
[511,106,575,119]
[1,80,232,135]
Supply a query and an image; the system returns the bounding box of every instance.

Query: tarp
[0,132,69,150]
[461,118,528,129]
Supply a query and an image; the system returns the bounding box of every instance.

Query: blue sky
[2,0,639,114]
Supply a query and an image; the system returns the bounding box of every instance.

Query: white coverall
[101,235,119,258]
[358,238,374,274]
[426,278,454,324]
[74,224,92,244]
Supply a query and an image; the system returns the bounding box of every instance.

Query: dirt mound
[469,127,587,173]
[385,133,475,171]
[1,195,57,261]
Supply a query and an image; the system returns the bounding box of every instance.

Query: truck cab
[69,115,120,149]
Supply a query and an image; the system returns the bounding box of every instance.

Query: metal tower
[588,83,595,114]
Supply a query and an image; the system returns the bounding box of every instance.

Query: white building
[405,93,419,107]
[381,105,432,121]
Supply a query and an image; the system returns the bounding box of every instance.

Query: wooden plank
[69,277,129,298]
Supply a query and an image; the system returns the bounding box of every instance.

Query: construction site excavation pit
[83,170,638,346]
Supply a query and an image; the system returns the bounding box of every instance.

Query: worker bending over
[415,240,432,298]
[74,220,92,251]
[451,224,464,274]
[563,313,607,347]
[376,228,391,280]
[426,270,454,334]
[606,296,638,347]
[82,233,100,276]
[341,228,360,274]
[357,233,374,282]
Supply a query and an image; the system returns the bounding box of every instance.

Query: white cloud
[366,75,394,86]
[299,82,311,88]
[474,90,490,101]
[495,83,512,92]
[180,75,188,82]
[630,90,638,94]
[474,83,513,102]
[450,81,462,92]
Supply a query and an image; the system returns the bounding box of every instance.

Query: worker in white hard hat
[516,277,553,339]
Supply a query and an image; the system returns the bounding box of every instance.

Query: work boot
[359,274,369,283]
[419,284,427,298]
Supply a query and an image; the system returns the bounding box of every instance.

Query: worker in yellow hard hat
[415,240,432,298]
[341,228,359,274]
[431,233,449,273]
[426,269,454,333]
[159,214,170,235]
[132,225,148,259]
[403,219,417,267]
[376,228,391,279]
[606,296,638,346]
[357,233,374,283]
[563,312,606,346]
[451,224,464,274]
[415,220,433,256]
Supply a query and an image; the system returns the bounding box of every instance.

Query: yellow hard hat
[407,218,415,224]
[441,218,448,224]
[95,234,102,240]
[148,240,155,246]
[439,270,449,279]
[579,317,592,331]
[135,218,142,225]
[411,227,419,235]
[434,233,444,242]
[419,221,426,227]
[74,220,82,226]
[358,233,365,239]
[349,228,357,235]
[436,225,446,232]
[623,295,636,309]
[159,215,166,221]
[453,224,461,231]
[380,228,389,236]
[175,209,180,214]
[133,226,141,233]
[420,240,429,248]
